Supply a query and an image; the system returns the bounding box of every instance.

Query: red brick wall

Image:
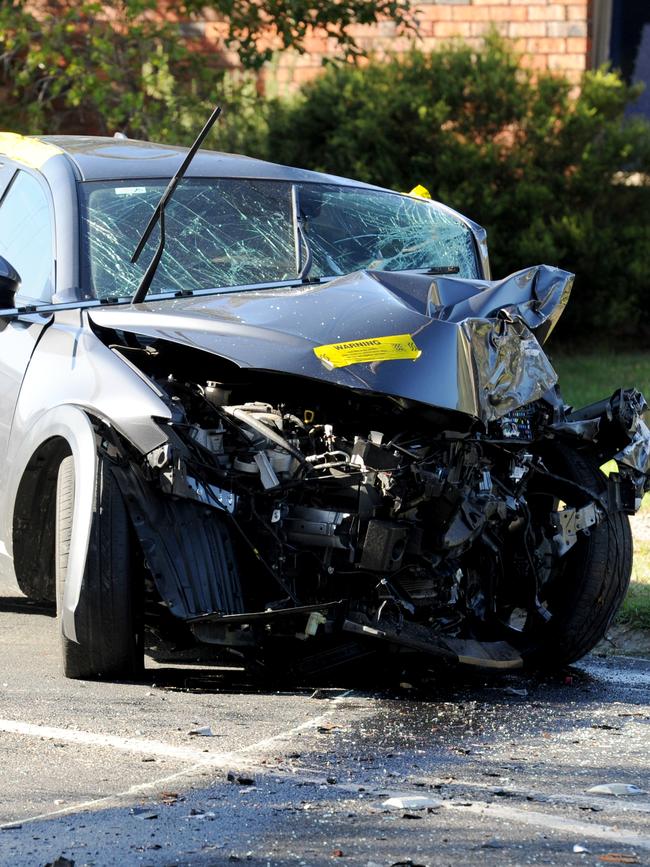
[199,0,591,94]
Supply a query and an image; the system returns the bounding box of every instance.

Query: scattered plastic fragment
[503,687,528,697]
[227,771,255,786]
[598,855,640,864]
[332,850,344,857]
[382,795,442,810]
[310,688,348,700]
[587,784,646,796]
[573,844,590,853]
[188,726,214,737]
[317,722,341,733]
[160,790,180,804]
[129,807,158,820]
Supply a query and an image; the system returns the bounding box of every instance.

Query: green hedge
[262,36,650,346]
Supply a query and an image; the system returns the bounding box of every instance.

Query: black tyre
[56,454,143,680]
[500,445,632,667]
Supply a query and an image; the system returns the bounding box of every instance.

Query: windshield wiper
[130,104,223,304]
[290,185,314,282]
[426,265,460,275]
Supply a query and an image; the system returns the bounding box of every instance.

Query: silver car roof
[33,135,377,187]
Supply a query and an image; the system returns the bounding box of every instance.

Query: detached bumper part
[553,388,650,511]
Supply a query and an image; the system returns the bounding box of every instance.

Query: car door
[0,166,56,566]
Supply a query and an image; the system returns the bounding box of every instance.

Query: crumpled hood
[88,267,569,421]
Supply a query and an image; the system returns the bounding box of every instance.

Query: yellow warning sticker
[313,334,421,369]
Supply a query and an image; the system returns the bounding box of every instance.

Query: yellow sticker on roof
[314,334,421,369]
[0,133,63,169]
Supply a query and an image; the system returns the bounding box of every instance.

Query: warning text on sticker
[314,334,421,369]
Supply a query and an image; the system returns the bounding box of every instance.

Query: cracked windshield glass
[79,179,479,299]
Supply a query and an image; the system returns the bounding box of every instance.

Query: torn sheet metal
[616,417,650,478]
[552,388,650,500]
[432,265,574,345]
[460,315,558,422]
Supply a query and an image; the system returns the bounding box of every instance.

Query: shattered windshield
[78,178,479,299]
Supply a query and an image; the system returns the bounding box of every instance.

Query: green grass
[618,537,650,630]
[550,351,650,410]
[551,351,650,630]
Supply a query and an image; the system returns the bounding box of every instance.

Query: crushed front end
[97,322,650,676]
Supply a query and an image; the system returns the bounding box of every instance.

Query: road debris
[597,855,641,864]
[129,807,158,820]
[186,810,216,820]
[187,725,214,736]
[382,795,442,811]
[227,771,255,786]
[160,790,181,804]
[587,784,646,796]
[317,722,342,734]
[310,688,348,700]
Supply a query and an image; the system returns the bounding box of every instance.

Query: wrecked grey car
[0,127,648,681]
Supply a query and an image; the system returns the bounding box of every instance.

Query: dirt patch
[595,622,650,658]
[630,512,650,542]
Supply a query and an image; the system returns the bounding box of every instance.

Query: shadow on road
[0,595,55,617]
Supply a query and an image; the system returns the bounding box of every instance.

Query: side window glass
[0,170,54,304]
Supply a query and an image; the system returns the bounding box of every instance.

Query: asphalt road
[0,574,649,867]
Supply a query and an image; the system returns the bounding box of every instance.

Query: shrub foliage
[266,36,650,344]
[0,0,410,146]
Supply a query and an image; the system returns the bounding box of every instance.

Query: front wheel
[56,454,143,680]
[498,446,632,667]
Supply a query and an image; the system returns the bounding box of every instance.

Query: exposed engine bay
[100,332,650,677]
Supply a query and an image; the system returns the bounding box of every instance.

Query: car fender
[4,404,97,641]
[9,308,171,453]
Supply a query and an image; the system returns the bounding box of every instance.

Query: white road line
[0,762,210,830]
[449,800,650,850]
[263,768,650,850]
[0,690,355,829]
[4,700,650,853]
[0,692,352,765]
[440,777,650,814]
[0,721,239,764]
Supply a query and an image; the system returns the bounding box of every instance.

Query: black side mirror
[0,255,20,309]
